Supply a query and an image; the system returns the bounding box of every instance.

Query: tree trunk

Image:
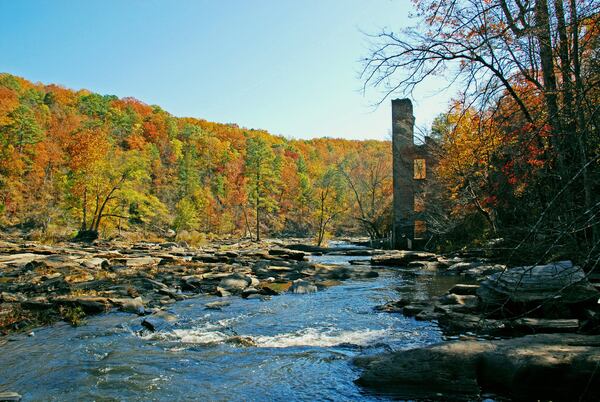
[81,187,87,231]
[255,169,260,242]
[535,0,562,149]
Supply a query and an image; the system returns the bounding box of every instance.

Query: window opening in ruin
[414,193,425,212]
[414,220,427,238]
[414,159,426,179]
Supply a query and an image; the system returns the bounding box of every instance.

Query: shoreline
[2,237,599,401]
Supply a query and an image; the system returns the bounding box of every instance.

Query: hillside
[0,73,392,243]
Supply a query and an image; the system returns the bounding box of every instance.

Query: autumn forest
[0,73,393,245]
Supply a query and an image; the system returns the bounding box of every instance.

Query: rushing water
[0,248,462,401]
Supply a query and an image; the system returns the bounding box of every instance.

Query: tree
[312,167,347,246]
[244,136,281,241]
[340,145,393,240]
[363,0,599,262]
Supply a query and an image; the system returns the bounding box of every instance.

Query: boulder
[509,317,580,333]
[218,273,252,293]
[438,293,479,310]
[0,253,46,267]
[77,257,109,269]
[53,296,109,314]
[371,251,437,267]
[111,256,161,267]
[0,392,22,401]
[326,249,373,256]
[448,284,479,295]
[259,281,291,295]
[402,304,428,317]
[241,287,261,298]
[112,297,145,314]
[192,254,225,263]
[356,333,600,401]
[445,261,482,273]
[284,243,330,253]
[0,292,26,303]
[477,261,599,314]
[215,287,231,297]
[355,338,493,399]
[289,279,317,294]
[375,298,412,313]
[462,264,505,279]
[205,300,230,310]
[436,309,506,334]
[268,248,308,261]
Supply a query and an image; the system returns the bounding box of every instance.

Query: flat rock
[462,264,505,279]
[356,333,600,401]
[448,284,479,295]
[289,279,317,294]
[0,392,22,401]
[111,256,161,267]
[77,257,109,269]
[438,293,479,309]
[111,297,145,314]
[0,253,46,267]
[371,251,437,267]
[205,301,230,310]
[436,309,506,334]
[215,287,231,297]
[268,248,308,261]
[218,273,252,293]
[477,261,599,308]
[259,282,291,294]
[0,292,26,302]
[375,299,411,313]
[53,296,109,313]
[510,317,580,333]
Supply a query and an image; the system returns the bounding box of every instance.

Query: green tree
[6,105,42,153]
[244,136,280,241]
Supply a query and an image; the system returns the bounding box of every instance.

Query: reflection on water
[0,248,467,401]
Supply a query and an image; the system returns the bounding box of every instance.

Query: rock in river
[355,333,600,401]
[289,279,317,294]
[477,261,599,314]
[218,273,253,293]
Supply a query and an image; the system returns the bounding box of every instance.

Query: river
[0,246,463,401]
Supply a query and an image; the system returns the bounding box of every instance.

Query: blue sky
[0,0,453,140]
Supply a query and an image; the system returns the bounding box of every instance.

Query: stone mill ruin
[391,98,436,250]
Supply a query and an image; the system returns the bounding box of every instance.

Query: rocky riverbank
[357,250,600,400]
[0,237,380,335]
[3,238,600,401]
[371,250,600,336]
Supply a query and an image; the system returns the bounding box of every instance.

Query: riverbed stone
[477,261,599,314]
[0,292,26,302]
[205,301,230,310]
[0,392,22,402]
[77,257,109,269]
[289,279,317,294]
[218,273,252,293]
[268,248,308,261]
[356,333,600,401]
[462,264,505,279]
[371,251,437,267]
[438,293,479,310]
[508,317,580,333]
[448,284,479,295]
[113,297,145,314]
